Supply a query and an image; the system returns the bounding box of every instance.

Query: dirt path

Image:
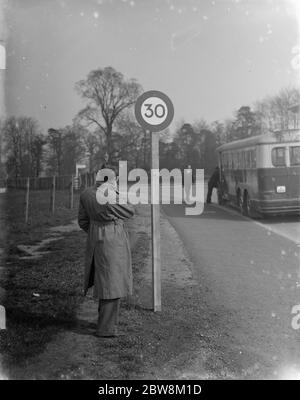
[16,219,80,260]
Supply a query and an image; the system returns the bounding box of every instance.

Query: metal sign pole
[151,131,161,312]
[135,90,174,313]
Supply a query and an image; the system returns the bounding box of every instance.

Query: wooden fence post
[25,177,30,223]
[69,175,74,209]
[50,175,56,213]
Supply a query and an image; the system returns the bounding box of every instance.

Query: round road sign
[135,90,174,132]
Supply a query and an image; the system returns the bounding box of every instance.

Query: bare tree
[3,116,45,179]
[254,86,300,132]
[230,106,261,140]
[81,129,103,173]
[114,112,147,168]
[47,128,64,176]
[46,126,85,175]
[211,120,226,146]
[31,134,46,177]
[75,66,142,159]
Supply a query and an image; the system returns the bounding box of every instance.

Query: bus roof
[216,129,300,152]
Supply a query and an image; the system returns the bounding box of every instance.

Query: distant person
[97,152,110,183]
[78,167,134,338]
[184,164,193,202]
[100,152,109,169]
[206,166,220,204]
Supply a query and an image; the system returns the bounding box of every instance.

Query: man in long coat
[206,166,220,204]
[78,169,134,337]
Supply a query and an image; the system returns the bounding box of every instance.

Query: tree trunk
[106,125,113,160]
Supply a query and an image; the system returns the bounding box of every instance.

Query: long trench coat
[78,185,134,299]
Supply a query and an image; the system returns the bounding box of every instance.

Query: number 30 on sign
[135,90,174,132]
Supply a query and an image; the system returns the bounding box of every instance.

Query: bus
[216,129,300,217]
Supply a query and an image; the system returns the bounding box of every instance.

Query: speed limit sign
[135,90,174,313]
[135,90,174,132]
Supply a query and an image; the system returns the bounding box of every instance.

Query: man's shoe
[95,333,116,338]
[95,331,125,338]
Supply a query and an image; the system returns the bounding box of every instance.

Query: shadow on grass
[0,310,98,366]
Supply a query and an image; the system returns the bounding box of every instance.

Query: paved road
[163,201,300,379]
[207,186,300,245]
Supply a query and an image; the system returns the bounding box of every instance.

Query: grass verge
[1,189,84,367]
[0,190,152,377]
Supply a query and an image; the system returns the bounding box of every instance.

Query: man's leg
[96,298,120,337]
[206,184,212,203]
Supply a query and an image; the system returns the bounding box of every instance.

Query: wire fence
[0,172,97,223]
[5,173,97,191]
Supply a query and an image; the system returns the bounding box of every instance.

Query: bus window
[248,150,256,168]
[225,152,229,168]
[290,146,300,166]
[233,152,238,169]
[246,151,251,168]
[251,150,256,168]
[222,153,226,169]
[271,147,286,167]
[228,153,232,169]
[238,152,242,169]
[222,153,226,168]
[232,153,235,169]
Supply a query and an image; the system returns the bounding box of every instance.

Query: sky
[3,0,300,133]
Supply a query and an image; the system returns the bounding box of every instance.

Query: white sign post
[135,90,174,312]
[76,163,86,177]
